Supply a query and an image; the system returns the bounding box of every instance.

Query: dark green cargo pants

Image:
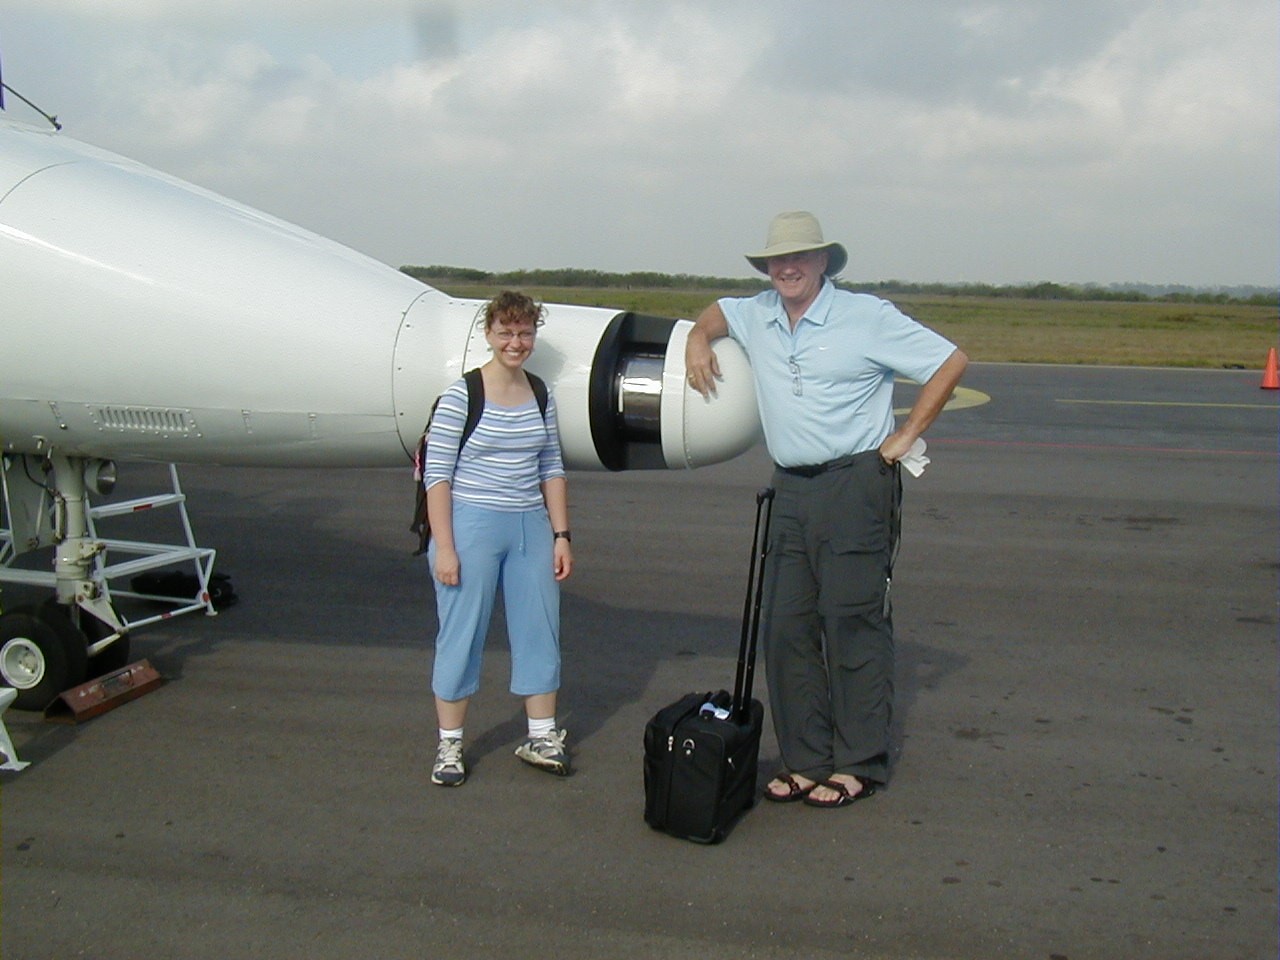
[764,451,901,785]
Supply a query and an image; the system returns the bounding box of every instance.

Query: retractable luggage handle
[732,487,775,723]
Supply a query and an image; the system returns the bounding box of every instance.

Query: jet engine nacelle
[0,117,760,471]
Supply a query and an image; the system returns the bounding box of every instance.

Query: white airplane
[0,115,760,710]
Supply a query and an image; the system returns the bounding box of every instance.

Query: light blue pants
[429,502,560,701]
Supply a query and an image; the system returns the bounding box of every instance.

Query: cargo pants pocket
[816,456,897,631]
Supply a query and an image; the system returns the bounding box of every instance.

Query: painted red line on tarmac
[930,437,1276,457]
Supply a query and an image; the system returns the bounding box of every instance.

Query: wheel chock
[44,660,166,724]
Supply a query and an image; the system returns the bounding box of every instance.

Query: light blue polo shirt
[720,280,957,468]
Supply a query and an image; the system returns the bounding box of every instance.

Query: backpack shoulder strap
[412,394,444,479]
[461,368,485,449]
[453,369,543,448]
[525,371,549,420]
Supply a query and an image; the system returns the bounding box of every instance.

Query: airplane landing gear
[2,455,216,711]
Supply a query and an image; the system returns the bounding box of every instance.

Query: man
[685,211,966,808]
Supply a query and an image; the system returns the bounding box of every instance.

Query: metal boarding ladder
[0,464,217,629]
[84,463,219,630]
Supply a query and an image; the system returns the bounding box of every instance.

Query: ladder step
[89,492,186,518]
[98,546,214,581]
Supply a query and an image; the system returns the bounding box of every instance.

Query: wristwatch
[553,530,572,542]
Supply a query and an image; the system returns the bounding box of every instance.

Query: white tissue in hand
[900,437,930,478]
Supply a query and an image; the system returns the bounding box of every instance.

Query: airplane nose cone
[661,322,762,468]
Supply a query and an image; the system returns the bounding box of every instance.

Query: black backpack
[410,368,549,555]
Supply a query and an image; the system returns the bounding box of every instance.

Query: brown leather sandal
[763,773,815,803]
[802,776,876,808]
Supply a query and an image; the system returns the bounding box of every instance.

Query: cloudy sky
[1,1,1275,286]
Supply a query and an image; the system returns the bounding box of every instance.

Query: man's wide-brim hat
[745,210,847,277]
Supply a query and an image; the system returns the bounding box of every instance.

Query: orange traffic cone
[1263,347,1280,390]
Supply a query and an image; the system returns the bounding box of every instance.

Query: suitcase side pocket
[643,693,706,830]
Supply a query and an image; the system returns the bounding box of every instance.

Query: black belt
[775,453,863,478]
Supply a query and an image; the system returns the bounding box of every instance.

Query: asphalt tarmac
[2,363,1276,960]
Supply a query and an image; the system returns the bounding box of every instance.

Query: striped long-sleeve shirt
[423,378,566,511]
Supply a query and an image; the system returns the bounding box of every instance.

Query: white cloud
[1,0,1274,284]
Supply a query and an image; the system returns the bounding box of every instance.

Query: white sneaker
[514,728,570,776]
[431,737,466,786]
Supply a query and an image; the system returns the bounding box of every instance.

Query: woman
[423,291,574,786]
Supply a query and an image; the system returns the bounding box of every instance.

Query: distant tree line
[848,279,1278,306]
[401,265,1277,306]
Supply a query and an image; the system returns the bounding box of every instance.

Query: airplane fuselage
[0,117,760,471]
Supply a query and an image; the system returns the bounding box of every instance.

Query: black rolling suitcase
[643,488,774,843]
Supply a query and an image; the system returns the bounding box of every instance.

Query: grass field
[427,281,1277,370]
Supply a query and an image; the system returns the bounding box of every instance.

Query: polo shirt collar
[765,278,835,330]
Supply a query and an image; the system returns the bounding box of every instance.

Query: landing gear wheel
[17,600,128,679]
[0,611,89,711]
[36,600,129,678]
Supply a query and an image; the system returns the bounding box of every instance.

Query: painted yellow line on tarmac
[893,384,991,416]
[1058,399,1277,410]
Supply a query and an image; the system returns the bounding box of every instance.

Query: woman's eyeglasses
[493,329,536,344]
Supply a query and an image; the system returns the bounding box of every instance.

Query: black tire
[17,600,101,683]
[0,611,89,711]
[32,600,130,678]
